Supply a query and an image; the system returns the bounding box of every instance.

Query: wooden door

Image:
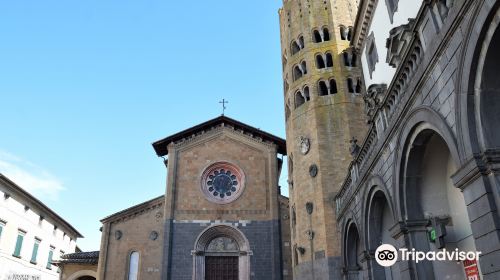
[205,256,239,280]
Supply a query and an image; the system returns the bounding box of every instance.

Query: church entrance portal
[193,225,251,280]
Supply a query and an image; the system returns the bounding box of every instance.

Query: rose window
[201,162,245,204]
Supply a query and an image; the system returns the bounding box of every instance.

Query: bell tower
[279,0,366,279]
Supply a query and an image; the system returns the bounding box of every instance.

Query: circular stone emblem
[201,162,245,204]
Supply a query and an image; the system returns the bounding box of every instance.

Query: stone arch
[192,224,251,280]
[456,0,500,155]
[343,219,363,279]
[394,107,475,279]
[66,270,97,280]
[361,176,399,280]
[394,106,461,221]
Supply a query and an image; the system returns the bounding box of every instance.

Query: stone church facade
[95,116,292,280]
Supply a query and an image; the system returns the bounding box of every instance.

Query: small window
[301,61,307,75]
[316,54,326,69]
[293,65,303,81]
[291,41,301,55]
[340,26,347,40]
[347,78,354,93]
[298,36,305,48]
[128,251,140,280]
[30,238,41,264]
[355,78,362,93]
[303,87,311,101]
[46,246,55,269]
[313,30,322,43]
[295,91,305,108]
[323,28,330,41]
[329,79,338,94]
[13,230,25,258]
[325,53,333,67]
[318,81,329,96]
[347,27,353,41]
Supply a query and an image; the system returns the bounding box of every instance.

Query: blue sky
[0,1,287,251]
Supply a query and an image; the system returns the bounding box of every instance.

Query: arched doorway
[401,125,477,279]
[193,225,251,280]
[66,270,97,280]
[344,222,362,280]
[366,189,400,280]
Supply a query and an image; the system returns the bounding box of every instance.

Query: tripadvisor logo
[375,244,398,267]
[375,244,482,267]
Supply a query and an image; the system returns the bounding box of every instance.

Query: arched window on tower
[303,86,310,101]
[301,61,308,75]
[298,35,305,49]
[355,78,362,93]
[291,40,301,55]
[293,65,303,81]
[326,53,333,67]
[351,52,357,67]
[343,52,350,66]
[316,54,326,69]
[340,25,348,40]
[347,78,354,93]
[323,27,330,41]
[128,252,139,280]
[318,80,329,96]
[295,90,306,108]
[329,79,338,94]
[313,29,322,43]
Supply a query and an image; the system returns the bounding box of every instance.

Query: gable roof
[100,195,164,223]
[152,115,287,156]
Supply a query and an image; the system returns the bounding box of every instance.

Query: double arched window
[315,53,334,69]
[340,26,353,41]
[343,49,357,67]
[293,61,308,81]
[312,27,331,43]
[295,86,311,108]
[347,78,362,94]
[318,79,338,96]
[291,35,305,55]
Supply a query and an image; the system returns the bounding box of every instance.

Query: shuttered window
[46,247,54,269]
[13,231,25,258]
[30,239,41,264]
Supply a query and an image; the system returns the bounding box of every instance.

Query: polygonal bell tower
[278,0,366,279]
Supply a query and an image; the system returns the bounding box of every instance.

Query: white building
[0,174,82,280]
